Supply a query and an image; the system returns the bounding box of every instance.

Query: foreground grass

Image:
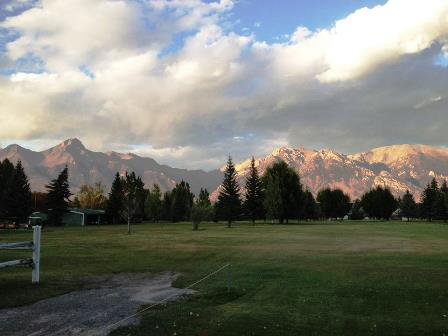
[1,221,448,335]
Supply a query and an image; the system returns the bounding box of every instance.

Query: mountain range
[1,138,447,200]
[0,138,222,196]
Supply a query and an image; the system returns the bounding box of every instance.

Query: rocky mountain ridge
[1,139,447,200]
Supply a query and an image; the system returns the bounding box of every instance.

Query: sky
[0,0,448,170]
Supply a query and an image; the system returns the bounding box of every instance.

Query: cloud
[0,0,448,169]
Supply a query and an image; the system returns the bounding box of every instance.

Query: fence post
[32,225,41,284]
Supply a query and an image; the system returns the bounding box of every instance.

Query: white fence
[0,225,41,283]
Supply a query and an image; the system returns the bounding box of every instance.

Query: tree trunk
[227,220,231,228]
[127,215,131,234]
[193,221,199,231]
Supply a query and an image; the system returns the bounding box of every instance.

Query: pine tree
[421,178,439,221]
[0,159,15,219]
[216,156,241,227]
[243,157,264,224]
[145,184,163,222]
[106,173,124,224]
[171,181,194,222]
[45,166,72,226]
[196,188,211,208]
[134,176,146,220]
[9,161,32,222]
[162,190,173,221]
[399,190,417,221]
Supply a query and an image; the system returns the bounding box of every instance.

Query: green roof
[69,208,106,215]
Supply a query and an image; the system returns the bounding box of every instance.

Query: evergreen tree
[134,176,146,220]
[171,180,194,222]
[145,184,163,222]
[399,190,417,221]
[421,178,439,221]
[8,161,32,222]
[106,173,124,224]
[262,160,303,223]
[196,188,211,208]
[216,156,241,227]
[162,190,173,221]
[45,166,72,226]
[243,157,265,224]
[0,159,15,219]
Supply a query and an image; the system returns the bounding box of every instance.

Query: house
[29,208,106,226]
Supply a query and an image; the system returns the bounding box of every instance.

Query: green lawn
[1,221,448,335]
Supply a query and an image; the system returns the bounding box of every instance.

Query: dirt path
[0,272,194,336]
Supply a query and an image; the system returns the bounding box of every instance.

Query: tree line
[1,156,448,227]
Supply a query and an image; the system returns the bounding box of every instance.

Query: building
[29,208,106,226]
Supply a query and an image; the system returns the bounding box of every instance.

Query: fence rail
[0,225,41,283]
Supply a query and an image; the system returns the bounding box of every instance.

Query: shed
[29,209,106,226]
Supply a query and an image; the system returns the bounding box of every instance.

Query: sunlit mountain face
[211,144,448,201]
[1,139,447,201]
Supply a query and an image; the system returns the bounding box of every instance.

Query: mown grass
[1,221,448,335]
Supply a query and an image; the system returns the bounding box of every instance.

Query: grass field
[1,221,448,335]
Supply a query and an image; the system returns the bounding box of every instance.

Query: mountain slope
[228,144,448,200]
[1,139,447,200]
[0,138,223,195]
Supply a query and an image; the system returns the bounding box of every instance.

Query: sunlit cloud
[1,0,448,168]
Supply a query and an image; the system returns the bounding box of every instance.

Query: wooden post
[32,225,41,284]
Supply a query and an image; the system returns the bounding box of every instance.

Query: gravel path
[0,272,194,336]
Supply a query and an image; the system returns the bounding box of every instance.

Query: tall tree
[216,156,241,227]
[76,182,107,209]
[8,161,33,222]
[243,157,265,224]
[192,188,213,230]
[349,199,365,220]
[262,160,303,224]
[302,189,319,220]
[0,159,15,219]
[435,179,448,222]
[317,188,351,220]
[420,178,439,221]
[399,190,417,221]
[121,171,140,234]
[196,188,211,208]
[106,173,124,224]
[161,190,173,221]
[134,175,147,220]
[145,184,163,222]
[45,166,72,226]
[171,180,194,222]
[360,186,397,220]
